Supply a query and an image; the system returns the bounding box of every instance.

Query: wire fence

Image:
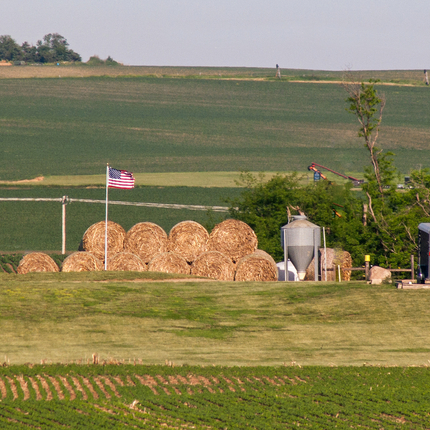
[0,197,231,213]
[0,196,231,254]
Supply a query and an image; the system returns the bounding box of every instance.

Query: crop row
[0,372,297,402]
[0,255,21,273]
[1,366,430,428]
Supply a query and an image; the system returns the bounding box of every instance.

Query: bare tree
[342,74,386,194]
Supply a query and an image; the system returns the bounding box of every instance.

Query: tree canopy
[0,33,81,63]
[227,172,368,265]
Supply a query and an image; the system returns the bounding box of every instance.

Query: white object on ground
[277,260,299,281]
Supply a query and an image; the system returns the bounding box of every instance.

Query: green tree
[20,41,37,62]
[36,33,81,63]
[0,33,81,63]
[0,35,21,61]
[227,172,368,264]
[86,55,119,66]
[228,172,301,260]
[86,55,105,66]
[343,77,429,268]
[343,78,387,194]
[106,56,119,65]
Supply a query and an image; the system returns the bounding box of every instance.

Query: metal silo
[281,215,321,281]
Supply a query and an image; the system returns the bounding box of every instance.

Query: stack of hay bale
[16,219,278,281]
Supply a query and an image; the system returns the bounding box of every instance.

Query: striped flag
[108,167,135,189]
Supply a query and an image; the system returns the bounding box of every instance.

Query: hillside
[1,272,429,367]
[0,68,428,182]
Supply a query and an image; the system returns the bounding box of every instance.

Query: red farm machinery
[308,162,364,187]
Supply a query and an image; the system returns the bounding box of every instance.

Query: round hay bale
[17,252,59,274]
[340,251,353,281]
[253,249,277,266]
[207,219,258,263]
[168,220,209,263]
[305,248,353,281]
[61,252,103,272]
[107,252,147,272]
[82,221,126,261]
[148,252,191,275]
[191,251,235,281]
[124,222,168,264]
[235,250,278,282]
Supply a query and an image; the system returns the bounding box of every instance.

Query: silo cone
[281,216,321,281]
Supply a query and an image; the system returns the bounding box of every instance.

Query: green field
[1,364,430,428]
[0,71,429,182]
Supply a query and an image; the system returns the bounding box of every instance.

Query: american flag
[108,167,135,189]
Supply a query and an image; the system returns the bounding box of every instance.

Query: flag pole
[105,163,109,271]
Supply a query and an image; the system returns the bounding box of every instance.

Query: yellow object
[365,255,371,262]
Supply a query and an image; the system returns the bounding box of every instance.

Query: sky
[2,0,429,70]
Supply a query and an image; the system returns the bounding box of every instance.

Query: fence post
[411,255,414,280]
[365,255,370,282]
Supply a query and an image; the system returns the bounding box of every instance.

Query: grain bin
[280,215,321,281]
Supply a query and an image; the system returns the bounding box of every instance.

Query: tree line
[228,78,430,272]
[0,33,81,63]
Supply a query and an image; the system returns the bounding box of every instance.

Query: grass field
[0,71,429,182]
[1,273,429,367]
